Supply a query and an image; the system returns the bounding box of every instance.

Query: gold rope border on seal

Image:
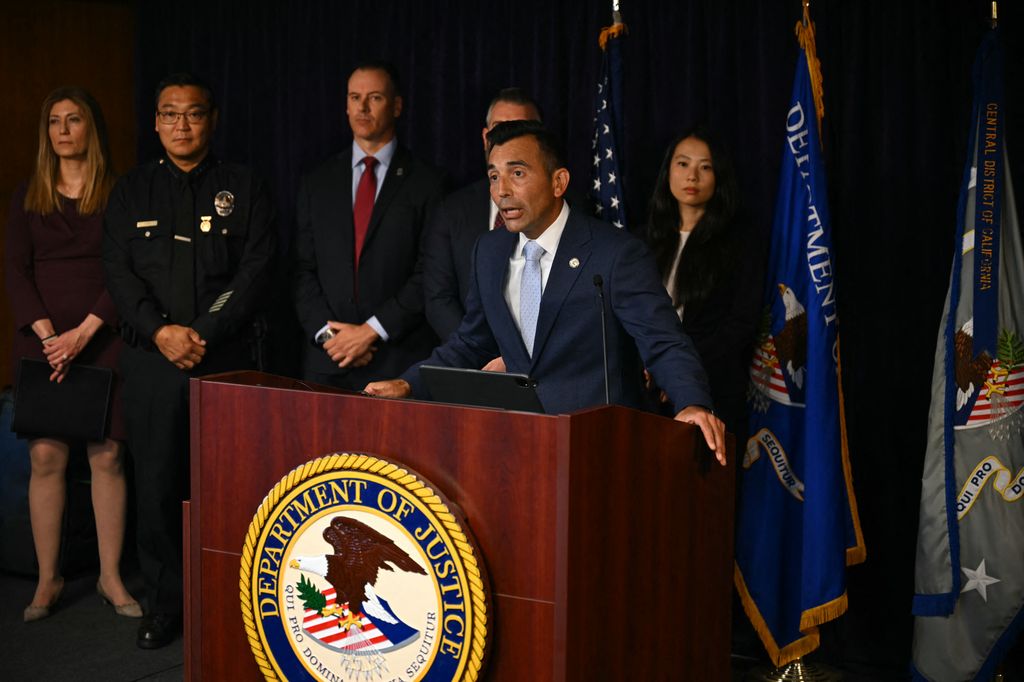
[238,452,489,681]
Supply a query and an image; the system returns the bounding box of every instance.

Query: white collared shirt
[351,138,397,204]
[504,201,570,337]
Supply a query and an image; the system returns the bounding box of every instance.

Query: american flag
[590,20,627,229]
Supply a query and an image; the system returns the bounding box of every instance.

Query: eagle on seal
[775,283,807,390]
[954,318,993,411]
[291,516,427,618]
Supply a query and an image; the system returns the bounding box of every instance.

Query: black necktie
[170,176,196,323]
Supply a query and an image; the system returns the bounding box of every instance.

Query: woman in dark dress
[5,87,140,621]
[645,127,764,439]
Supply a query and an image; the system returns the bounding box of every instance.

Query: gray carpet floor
[0,569,182,681]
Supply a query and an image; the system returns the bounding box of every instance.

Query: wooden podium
[185,371,734,680]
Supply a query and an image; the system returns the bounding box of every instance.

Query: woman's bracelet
[41,334,58,344]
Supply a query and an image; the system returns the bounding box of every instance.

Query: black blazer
[655,223,766,435]
[292,144,448,386]
[422,178,490,341]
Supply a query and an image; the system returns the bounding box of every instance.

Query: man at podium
[365,121,726,465]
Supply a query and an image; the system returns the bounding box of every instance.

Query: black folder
[11,359,113,441]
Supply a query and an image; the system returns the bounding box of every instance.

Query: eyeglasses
[156,109,209,125]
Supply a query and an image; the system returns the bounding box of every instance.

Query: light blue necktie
[520,240,544,356]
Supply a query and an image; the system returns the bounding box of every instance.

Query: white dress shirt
[504,201,570,338]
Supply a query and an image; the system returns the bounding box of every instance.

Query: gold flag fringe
[598,22,627,51]
[795,4,825,143]
[734,564,824,667]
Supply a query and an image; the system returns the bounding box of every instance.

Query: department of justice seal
[240,453,489,681]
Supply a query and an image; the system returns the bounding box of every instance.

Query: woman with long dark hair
[646,127,764,437]
[6,87,140,621]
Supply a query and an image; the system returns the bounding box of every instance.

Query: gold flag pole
[990,1,998,29]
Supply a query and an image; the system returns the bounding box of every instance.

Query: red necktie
[492,210,506,230]
[353,156,378,269]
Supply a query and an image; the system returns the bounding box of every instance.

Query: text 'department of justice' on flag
[736,5,865,668]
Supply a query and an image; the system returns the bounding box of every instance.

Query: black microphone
[593,274,610,405]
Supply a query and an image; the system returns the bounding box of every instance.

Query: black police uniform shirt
[103,155,275,349]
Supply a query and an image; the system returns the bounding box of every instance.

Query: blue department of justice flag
[736,10,865,667]
[912,28,1024,682]
[590,17,627,229]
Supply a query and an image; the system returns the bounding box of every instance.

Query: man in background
[292,61,448,388]
[422,87,542,343]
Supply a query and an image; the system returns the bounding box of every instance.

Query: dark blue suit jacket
[404,209,713,415]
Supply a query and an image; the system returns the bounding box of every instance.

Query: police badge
[214,190,235,217]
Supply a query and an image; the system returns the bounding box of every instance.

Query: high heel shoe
[23,577,64,622]
[97,581,143,618]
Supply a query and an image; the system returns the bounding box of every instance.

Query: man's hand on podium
[674,406,727,466]
[363,379,412,399]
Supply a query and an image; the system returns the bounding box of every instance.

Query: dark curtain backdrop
[135,0,1023,673]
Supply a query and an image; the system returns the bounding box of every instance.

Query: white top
[663,229,692,320]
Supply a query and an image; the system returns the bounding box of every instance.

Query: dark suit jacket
[403,210,713,415]
[293,144,448,387]
[422,178,490,341]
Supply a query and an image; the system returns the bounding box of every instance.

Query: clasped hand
[43,329,88,382]
[323,321,378,368]
[153,325,206,370]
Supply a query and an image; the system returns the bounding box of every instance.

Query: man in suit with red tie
[293,61,448,388]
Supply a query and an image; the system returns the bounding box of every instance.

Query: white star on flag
[961,559,1000,602]
[589,28,627,230]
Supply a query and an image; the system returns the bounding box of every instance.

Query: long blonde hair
[24,87,115,216]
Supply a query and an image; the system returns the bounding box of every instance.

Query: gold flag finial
[795,0,825,139]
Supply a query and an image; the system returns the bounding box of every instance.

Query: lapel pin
[569,257,580,269]
[396,167,404,177]
[200,215,212,233]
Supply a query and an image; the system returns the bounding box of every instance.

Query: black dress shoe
[137,613,182,649]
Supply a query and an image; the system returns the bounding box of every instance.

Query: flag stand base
[749,658,841,681]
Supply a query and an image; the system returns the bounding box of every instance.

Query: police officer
[103,73,275,649]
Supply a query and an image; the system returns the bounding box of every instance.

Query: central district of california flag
[736,8,865,667]
[912,28,1024,682]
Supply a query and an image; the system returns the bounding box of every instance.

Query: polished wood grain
[185,372,734,680]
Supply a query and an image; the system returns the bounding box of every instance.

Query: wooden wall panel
[0,0,136,387]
